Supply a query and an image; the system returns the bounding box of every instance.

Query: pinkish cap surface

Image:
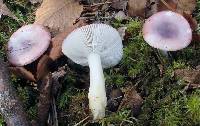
[142,11,192,51]
[7,24,51,66]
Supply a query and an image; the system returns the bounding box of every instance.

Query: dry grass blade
[0,0,17,19]
[35,0,83,32]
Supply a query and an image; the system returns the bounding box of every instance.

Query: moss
[101,109,136,125]
[111,19,123,28]
[58,91,71,110]
[126,19,142,37]
[186,90,200,125]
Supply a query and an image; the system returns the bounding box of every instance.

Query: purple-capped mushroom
[62,24,123,120]
[7,24,51,66]
[142,11,192,54]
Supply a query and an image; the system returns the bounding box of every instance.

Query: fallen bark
[0,59,29,126]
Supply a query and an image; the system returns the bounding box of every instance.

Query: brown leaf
[158,0,177,11]
[128,0,146,17]
[175,69,200,83]
[145,0,159,18]
[192,33,200,42]
[0,0,17,19]
[48,20,87,61]
[176,0,196,14]
[107,87,123,112]
[36,54,53,80]
[148,0,196,17]
[109,0,128,10]
[35,0,83,32]
[48,27,74,61]
[9,66,36,82]
[118,86,143,117]
[182,12,198,31]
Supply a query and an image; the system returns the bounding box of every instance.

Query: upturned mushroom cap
[7,24,51,66]
[143,11,192,51]
[62,24,123,68]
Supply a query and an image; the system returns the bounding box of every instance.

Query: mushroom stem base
[159,50,169,58]
[88,53,107,120]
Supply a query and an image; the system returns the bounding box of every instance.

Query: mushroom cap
[142,11,192,51]
[7,24,51,66]
[62,24,123,68]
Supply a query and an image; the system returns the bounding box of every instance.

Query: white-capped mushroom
[142,11,192,57]
[62,24,123,120]
[7,24,51,66]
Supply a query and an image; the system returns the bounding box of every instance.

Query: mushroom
[7,24,51,81]
[7,24,51,66]
[62,24,123,120]
[7,24,54,125]
[142,11,192,57]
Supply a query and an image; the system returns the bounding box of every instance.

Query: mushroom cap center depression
[8,40,33,54]
[155,22,179,39]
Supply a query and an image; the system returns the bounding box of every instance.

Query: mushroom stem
[88,53,107,120]
[160,50,169,58]
[159,50,173,64]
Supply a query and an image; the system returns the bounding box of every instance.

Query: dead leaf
[147,0,196,17]
[109,0,128,10]
[118,86,143,117]
[192,33,200,42]
[0,0,17,19]
[29,0,42,4]
[182,12,198,31]
[158,0,177,11]
[48,27,74,61]
[128,0,146,17]
[35,0,83,32]
[107,87,123,112]
[9,66,36,82]
[175,69,200,83]
[145,0,159,18]
[176,0,196,14]
[36,54,53,80]
[48,20,87,61]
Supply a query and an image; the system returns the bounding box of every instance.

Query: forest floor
[0,0,200,126]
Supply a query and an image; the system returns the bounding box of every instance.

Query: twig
[74,116,90,126]
[0,59,29,126]
[52,97,58,126]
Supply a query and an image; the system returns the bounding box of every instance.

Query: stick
[0,59,29,126]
